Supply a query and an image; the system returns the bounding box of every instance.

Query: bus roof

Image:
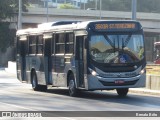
[16,20,141,36]
[37,21,81,28]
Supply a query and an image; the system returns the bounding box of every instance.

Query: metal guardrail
[27,7,160,21]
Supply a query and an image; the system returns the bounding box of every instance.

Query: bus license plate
[115,80,125,84]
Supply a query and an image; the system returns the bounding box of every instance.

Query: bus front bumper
[87,74,146,90]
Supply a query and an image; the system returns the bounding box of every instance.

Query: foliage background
[0,0,28,52]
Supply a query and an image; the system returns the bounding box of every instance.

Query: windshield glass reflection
[89,34,144,64]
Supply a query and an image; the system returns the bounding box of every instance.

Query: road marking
[61,117,77,120]
[0,101,36,111]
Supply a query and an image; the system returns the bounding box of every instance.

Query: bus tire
[68,74,78,97]
[31,72,40,91]
[116,88,129,97]
[31,72,47,91]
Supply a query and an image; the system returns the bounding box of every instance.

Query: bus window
[18,36,28,56]
[55,33,65,54]
[66,33,74,54]
[43,33,52,56]
[37,35,43,54]
[29,36,37,55]
[154,43,160,64]
[156,49,160,59]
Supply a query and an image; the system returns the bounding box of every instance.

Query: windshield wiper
[122,34,132,49]
[122,38,124,51]
[104,35,116,53]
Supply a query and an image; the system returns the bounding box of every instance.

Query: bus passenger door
[52,33,66,86]
[75,36,85,88]
[43,34,52,85]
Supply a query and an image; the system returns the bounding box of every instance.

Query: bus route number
[95,23,136,30]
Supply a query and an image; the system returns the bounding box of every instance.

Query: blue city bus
[16,20,146,97]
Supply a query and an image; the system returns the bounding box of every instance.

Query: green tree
[59,3,76,9]
[0,23,12,52]
[0,0,28,52]
[0,0,28,21]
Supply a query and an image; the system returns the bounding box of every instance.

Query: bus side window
[29,36,37,55]
[75,36,84,60]
[66,33,74,54]
[37,35,43,54]
[18,36,27,56]
[43,34,52,56]
[55,33,65,54]
[156,49,160,59]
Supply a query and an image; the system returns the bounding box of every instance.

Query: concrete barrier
[150,75,160,90]
[146,75,151,89]
[146,75,160,90]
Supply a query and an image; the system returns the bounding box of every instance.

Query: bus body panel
[25,55,48,85]
[51,55,66,87]
[16,56,26,81]
[87,66,146,90]
[87,74,145,90]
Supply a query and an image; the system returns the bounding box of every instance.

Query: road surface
[0,69,159,120]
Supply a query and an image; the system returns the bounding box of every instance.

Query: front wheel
[116,88,129,97]
[68,75,78,97]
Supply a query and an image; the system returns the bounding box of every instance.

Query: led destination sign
[93,22,140,32]
[95,23,136,29]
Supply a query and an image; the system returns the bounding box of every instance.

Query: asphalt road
[0,69,160,120]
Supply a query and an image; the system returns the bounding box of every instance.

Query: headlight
[139,68,145,75]
[89,68,99,76]
[91,70,97,76]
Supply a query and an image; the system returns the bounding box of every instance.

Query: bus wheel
[31,72,47,91]
[116,88,129,97]
[68,75,78,97]
[31,72,40,91]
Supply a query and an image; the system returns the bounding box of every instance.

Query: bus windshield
[89,34,144,64]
